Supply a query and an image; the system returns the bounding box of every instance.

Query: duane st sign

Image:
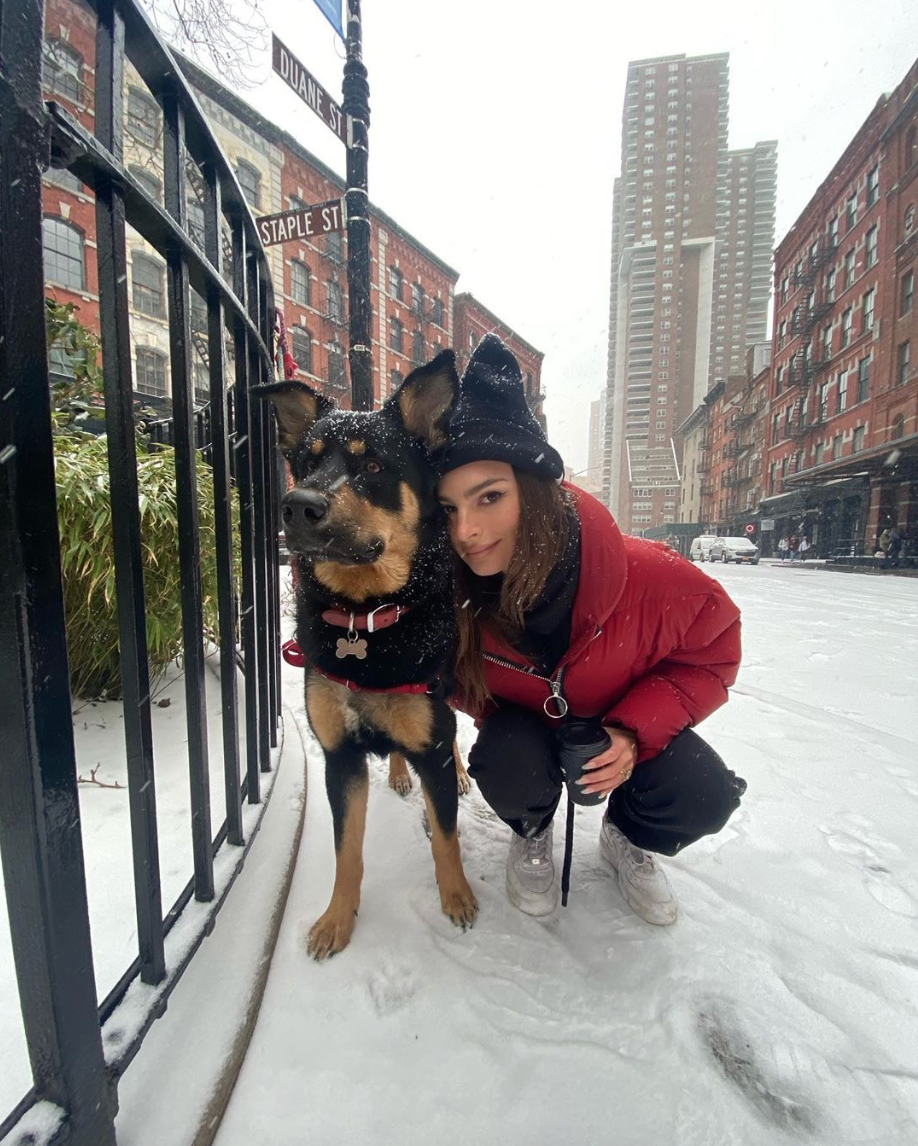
[272,34,348,143]
[255,199,345,248]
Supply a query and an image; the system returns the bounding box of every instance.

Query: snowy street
[208,564,918,1146]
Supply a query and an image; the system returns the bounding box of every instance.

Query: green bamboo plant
[47,300,239,699]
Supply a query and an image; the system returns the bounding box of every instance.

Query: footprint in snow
[366,964,418,1017]
[696,1002,818,1134]
[821,827,918,918]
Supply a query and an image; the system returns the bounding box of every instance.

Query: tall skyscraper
[602,53,776,531]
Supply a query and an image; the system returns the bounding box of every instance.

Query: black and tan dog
[257,352,478,960]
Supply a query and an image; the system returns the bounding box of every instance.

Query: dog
[256,351,478,960]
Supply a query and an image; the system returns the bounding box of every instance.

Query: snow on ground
[0,652,249,1120]
[212,564,918,1146]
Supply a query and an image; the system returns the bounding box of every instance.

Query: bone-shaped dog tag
[336,636,368,660]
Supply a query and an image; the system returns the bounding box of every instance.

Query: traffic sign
[760,518,775,531]
[745,524,756,534]
[255,199,346,248]
[272,34,348,143]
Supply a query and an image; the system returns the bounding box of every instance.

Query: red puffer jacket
[457,485,742,762]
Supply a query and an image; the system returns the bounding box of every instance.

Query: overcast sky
[175,0,918,472]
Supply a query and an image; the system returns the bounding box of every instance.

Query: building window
[779,320,787,349]
[898,340,910,386]
[127,88,159,148]
[862,288,875,334]
[866,165,879,207]
[388,266,403,301]
[42,39,83,103]
[290,260,310,306]
[838,370,848,413]
[135,348,167,396]
[781,276,789,303]
[853,425,865,452]
[389,316,403,355]
[327,342,345,389]
[186,196,205,248]
[891,414,905,439]
[845,248,856,287]
[193,359,210,406]
[841,308,853,346]
[235,160,261,209]
[822,326,832,360]
[325,230,343,263]
[826,269,837,302]
[411,331,425,365]
[907,127,918,170]
[846,195,857,232]
[326,280,344,323]
[865,225,878,268]
[469,331,479,350]
[819,381,830,421]
[132,254,165,318]
[901,270,914,315]
[48,338,85,379]
[857,356,871,403]
[828,215,839,248]
[43,217,85,291]
[814,442,824,466]
[411,282,424,315]
[431,297,444,327]
[291,328,312,375]
[390,368,403,393]
[130,165,161,201]
[45,165,84,194]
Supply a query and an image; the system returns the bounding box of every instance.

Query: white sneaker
[506,825,559,917]
[599,818,678,925]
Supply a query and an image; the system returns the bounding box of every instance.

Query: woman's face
[437,461,522,576]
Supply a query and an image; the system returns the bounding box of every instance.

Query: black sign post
[341,0,372,411]
[270,13,372,411]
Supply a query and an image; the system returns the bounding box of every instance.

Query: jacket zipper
[482,651,569,719]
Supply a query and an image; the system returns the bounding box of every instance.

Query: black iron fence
[0,0,281,1141]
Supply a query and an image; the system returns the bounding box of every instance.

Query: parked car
[689,535,718,562]
[709,536,760,564]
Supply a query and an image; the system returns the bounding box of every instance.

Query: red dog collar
[281,639,434,696]
[320,603,410,633]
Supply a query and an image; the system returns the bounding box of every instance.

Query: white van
[689,535,717,562]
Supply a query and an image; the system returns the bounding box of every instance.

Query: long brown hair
[453,471,574,712]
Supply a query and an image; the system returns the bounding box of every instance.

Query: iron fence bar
[0,0,118,1139]
[94,0,167,988]
[46,102,272,370]
[205,161,244,847]
[233,222,262,803]
[249,261,272,773]
[164,85,215,902]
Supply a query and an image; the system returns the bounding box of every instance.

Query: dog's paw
[457,770,471,796]
[440,881,479,931]
[388,771,413,797]
[306,907,357,961]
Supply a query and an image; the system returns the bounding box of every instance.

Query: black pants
[468,705,747,856]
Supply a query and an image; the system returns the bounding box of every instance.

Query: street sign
[760,518,775,531]
[745,524,756,534]
[255,199,346,248]
[312,0,344,38]
[272,34,348,143]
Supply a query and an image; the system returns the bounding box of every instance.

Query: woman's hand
[575,727,638,798]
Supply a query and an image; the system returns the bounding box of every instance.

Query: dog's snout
[282,487,329,525]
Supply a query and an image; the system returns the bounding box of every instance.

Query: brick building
[452,292,545,429]
[39,0,542,421]
[758,58,918,552]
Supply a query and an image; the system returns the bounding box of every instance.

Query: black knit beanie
[433,334,564,480]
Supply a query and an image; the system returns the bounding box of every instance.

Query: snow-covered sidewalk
[210,564,918,1146]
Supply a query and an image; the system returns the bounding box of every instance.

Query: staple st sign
[272,34,348,143]
[255,199,346,248]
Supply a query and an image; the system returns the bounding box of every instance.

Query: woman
[435,334,746,923]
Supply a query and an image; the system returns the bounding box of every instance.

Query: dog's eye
[363,459,382,474]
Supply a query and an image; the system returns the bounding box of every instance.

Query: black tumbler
[556,716,612,807]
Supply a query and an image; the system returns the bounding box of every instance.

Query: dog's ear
[252,381,335,452]
[384,349,458,450]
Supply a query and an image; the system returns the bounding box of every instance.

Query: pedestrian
[878,528,891,559]
[798,536,811,560]
[788,534,800,562]
[887,525,902,568]
[434,334,747,925]
[778,536,789,561]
